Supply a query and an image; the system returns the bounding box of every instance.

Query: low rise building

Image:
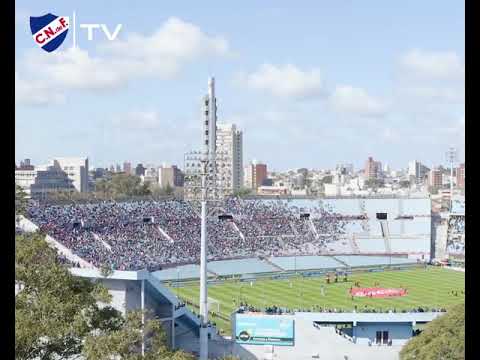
[158,164,184,188]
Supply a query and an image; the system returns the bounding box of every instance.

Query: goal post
[207,297,220,313]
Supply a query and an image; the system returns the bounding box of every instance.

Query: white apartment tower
[184,79,243,198]
[216,123,243,192]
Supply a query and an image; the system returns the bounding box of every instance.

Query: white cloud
[400,49,464,81]
[235,64,324,98]
[24,48,128,90]
[395,49,465,106]
[103,17,228,61]
[17,17,230,97]
[15,72,65,106]
[398,86,464,104]
[330,85,387,117]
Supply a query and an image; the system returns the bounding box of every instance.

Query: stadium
[17,195,465,359]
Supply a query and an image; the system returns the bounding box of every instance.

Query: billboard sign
[235,314,294,346]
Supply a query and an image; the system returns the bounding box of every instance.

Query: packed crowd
[446,215,465,255]
[236,302,447,315]
[448,215,465,234]
[26,199,348,271]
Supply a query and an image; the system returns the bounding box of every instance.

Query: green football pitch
[167,267,465,335]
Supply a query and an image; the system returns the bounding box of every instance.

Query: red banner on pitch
[349,287,407,298]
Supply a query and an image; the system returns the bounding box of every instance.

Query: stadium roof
[295,311,443,324]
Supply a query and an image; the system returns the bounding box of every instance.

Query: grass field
[167,267,465,335]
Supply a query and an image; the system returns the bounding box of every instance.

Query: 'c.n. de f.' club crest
[30,13,69,52]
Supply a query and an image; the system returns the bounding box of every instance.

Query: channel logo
[30,13,69,53]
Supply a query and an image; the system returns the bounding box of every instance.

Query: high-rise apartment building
[408,160,430,183]
[429,167,443,188]
[216,123,243,192]
[184,123,244,197]
[123,162,132,175]
[244,161,267,191]
[364,157,382,180]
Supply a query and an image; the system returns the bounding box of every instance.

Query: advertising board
[235,314,294,346]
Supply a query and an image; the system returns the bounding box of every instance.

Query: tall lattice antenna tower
[446,147,457,210]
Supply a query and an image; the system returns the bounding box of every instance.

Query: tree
[15,184,28,217]
[95,174,151,199]
[163,183,174,196]
[399,180,410,188]
[82,311,195,360]
[15,232,117,359]
[95,178,114,199]
[233,187,252,198]
[16,232,196,359]
[150,183,176,198]
[400,303,464,360]
[111,173,143,197]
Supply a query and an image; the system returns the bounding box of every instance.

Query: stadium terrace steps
[261,257,286,271]
[206,258,279,276]
[308,219,320,239]
[289,220,300,236]
[92,233,112,251]
[348,235,361,254]
[330,256,350,267]
[333,255,417,267]
[207,269,220,277]
[269,256,345,271]
[152,264,216,281]
[229,221,245,240]
[156,226,174,243]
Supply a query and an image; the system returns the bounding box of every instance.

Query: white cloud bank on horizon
[15,72,65,106]
[234,64,325,99]
[400,49,464,81]
[16,17,230,104]
[329,85,387,117]
[395,49,465,105]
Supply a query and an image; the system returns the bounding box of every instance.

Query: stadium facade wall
[353,322,411,345]
[69,268,204,350]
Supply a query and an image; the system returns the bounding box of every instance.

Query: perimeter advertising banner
[235,314,294,346]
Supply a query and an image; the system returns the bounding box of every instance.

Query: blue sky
[15,1,465,171]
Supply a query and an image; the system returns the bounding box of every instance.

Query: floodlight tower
[446,147,457,210]
[199,77,217,360]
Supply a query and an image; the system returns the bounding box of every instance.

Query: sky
[15,1,465,172]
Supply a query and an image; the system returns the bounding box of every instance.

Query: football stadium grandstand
[18,196,465,359]
[25,197,432,271]
[445,196,465,259]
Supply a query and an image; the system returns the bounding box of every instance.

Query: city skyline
[15,1,465,170]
